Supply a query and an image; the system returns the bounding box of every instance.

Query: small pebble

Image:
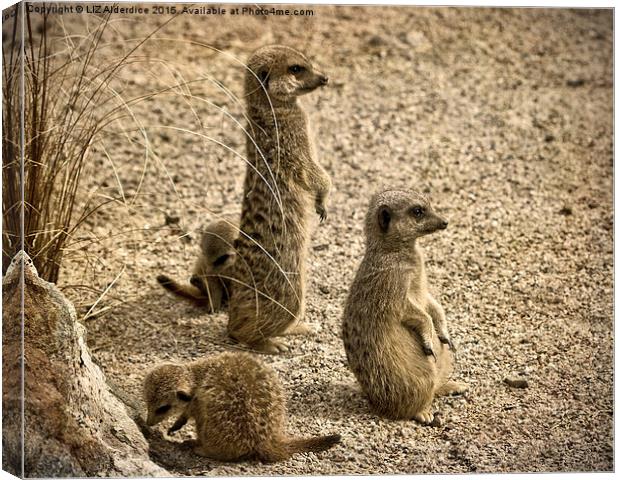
[504,377,529,389]
[430,413,443,428]
[165,213,180,225]
[566,78,585,87]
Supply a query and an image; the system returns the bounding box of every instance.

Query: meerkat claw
[423,345,436,361]
[316,204,327,222]
[439,336,455,351]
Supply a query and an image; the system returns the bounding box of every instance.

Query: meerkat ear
[258,70,270,88]
[378,206,392,233]
[176,390,192,402]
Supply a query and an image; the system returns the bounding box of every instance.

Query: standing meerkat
[227,45,331,354]
[143,352,341,462]
[157,220,238,312]
[342,189,468,424]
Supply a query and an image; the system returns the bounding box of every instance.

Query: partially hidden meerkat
[157,220,238,312]
[226,45,331,353]
[341,189,468,424]
[143,352,341,462]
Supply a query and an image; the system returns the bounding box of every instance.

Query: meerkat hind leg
[252,338,289,355]
[413,408,435,425]
[279,321,313,336]
[435,380,469,397]
[193,443,239,462]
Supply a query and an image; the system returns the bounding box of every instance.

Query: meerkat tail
[156,274,207,304]
[283,434,341,454]
[257,434,340,463]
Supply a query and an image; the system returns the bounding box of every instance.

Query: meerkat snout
[423,210,448,233]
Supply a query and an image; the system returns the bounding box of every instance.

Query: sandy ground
[53,5,613,475]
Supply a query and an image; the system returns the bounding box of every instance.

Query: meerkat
[341,188,468,424]
[226,45,331,354]
[157,220,237,312]
[143,352,341,462]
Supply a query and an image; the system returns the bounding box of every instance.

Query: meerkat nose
[319,75,329,85]
[441,220,448,229]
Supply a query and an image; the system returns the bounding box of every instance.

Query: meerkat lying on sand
[342,188,468,424]
[157,220,237,312]
[226,45,331,354]
[143,352,341,462]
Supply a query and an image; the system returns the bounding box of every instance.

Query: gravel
[58,6,612,475]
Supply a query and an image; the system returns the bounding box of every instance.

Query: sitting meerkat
[226,45,332,354]
[143,352,341,462]
[157,220,237,312]
[341,188,468,424]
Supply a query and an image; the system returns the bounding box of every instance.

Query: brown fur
[227,45,331,353]
[143,352,341,462]
[157,220,237,312]
[341,189,468,424]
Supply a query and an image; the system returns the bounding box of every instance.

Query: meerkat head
[143,363,193,426]
[365,189,448,250]
[200,220,238,270]
[245,45,328,105]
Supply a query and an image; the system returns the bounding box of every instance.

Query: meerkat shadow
[137,419,219,472]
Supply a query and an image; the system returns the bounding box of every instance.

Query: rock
[164,213,180,225]
[558,206,573,216]
[430,413,443,428]
[504,377,529,389]
[566,78,585,87]
[2,252,168,477]
[403,30,432,52]
[367,34,387,47]
[544,134,555,142]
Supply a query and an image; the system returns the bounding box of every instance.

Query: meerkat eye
[289,65,305,74]
[213,254,230,267]
[176,391,192,402]
[410,206,425,218]
[155,405,171,415]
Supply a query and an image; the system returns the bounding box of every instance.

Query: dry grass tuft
[2,6,176,282]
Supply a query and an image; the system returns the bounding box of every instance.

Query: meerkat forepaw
[167,415,188,435]
[315,201,328,223]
